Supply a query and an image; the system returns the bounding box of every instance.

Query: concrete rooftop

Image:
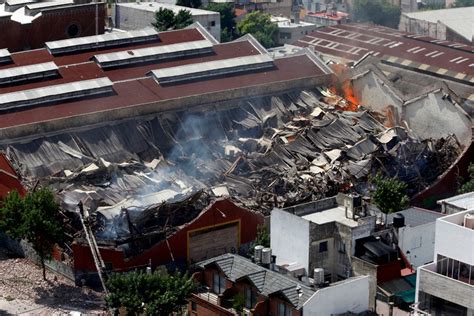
[302,206,359,227]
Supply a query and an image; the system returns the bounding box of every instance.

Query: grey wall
[418,268,474,309]
[115,4,221,41]
[351,256,377,310]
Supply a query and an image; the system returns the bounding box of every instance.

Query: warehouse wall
[0,3,106,52]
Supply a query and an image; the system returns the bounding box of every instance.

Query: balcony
[418,262,474,309]
[192,286,240,315]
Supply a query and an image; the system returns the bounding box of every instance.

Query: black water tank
[393,213,405,228]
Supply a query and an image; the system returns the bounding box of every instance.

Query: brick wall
[189,294,235,316]
[0,3,105,52]
[72,199,264,275]
[269,297,301,316]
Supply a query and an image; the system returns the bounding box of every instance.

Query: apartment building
[415,209,474,315]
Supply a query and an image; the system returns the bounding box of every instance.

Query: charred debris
[5,88,462,250]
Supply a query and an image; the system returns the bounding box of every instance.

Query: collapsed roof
[4,87,463,224]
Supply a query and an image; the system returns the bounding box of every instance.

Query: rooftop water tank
[262,248,272,265]
[254,245,264,263]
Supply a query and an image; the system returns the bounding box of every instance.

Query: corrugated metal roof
[295,23,474,77]
[26,0,74,10]
[0,54,327,130]
[0,61,58,85]
[150,54,274,84]
[25,0,75,16]
[5,0,34,5]
[0,49,11,63]
[94,40,213,68]
[0,49,10,58]
[46,28,158,55]
[0,77,113,111]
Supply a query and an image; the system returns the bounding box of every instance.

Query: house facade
[190,253,370,316]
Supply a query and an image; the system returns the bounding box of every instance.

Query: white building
[114,2,221,41]
[270,194,376,282]
[415,209,474,315]
[271,16,319,45]
[387,208,443,268]
[302,275,370,315]
[399,7,474,45]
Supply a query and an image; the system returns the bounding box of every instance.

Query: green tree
[353,0,401,29]
[152,8,177,31]
[0,188,64,280]
[176,0,201,8]
[106,270,195,316]
[232,292,245,315]
[205,3,237,42]
[152,8,193,31]
[175,9,194,30]
[248,224,270,257]
[370,173,409,224]
[0,190,24,239]
[237,11,278,48]
[451,0,474,7]
[458,163,474,194]
[254,224,270,248]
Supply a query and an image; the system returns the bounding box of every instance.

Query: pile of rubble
[4,89,462,237]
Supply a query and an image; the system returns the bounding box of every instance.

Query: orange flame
[340,80,359,111]
[327,63,359,112]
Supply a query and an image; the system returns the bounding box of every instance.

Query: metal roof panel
[46,28,158,54]
[0,62,58,84]
[0,77,113,111]
[150,54,274,84]
[94,40,213,68]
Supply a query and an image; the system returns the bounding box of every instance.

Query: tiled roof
[197,253,315,309]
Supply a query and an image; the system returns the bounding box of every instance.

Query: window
[278,302,292,316]
[191,301,197,311]
[67,24,80,38]
[210,21,216,26]
[104,262,113,271]
[213,272,226,294]
[244,287,257,309]
[337,240,346,254]
[319,241,328,253]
